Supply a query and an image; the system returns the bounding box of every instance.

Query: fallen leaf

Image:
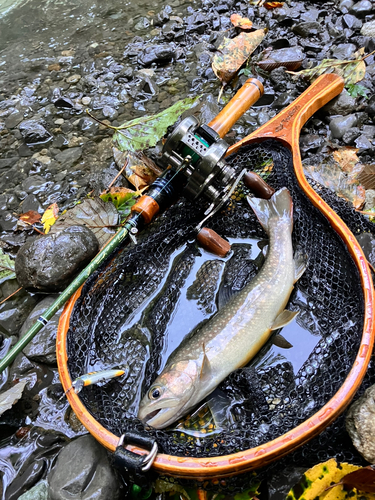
[50,198,119,248]
[113,148,162,190]
[0,249,16,285]
[288,49,373,85]
[100,187,138,219]
[0,379,28,417]
[112,96,200,152]
[264,1,284,9]
[342,466,375,493]
[332,147,360,174]
[212,29,266,85]
[304,157,366,209]
[286,459,366,500]
[19,210,42,225]
[358,164,375,190]
[230,14,253,29]
[41,203,59,234]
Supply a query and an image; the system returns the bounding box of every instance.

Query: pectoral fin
[271,309,299,330]
[200,344,212,382]
[294,251,308,283]
[272,333,293,349]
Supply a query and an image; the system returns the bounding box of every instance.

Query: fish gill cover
[66,140,371,465]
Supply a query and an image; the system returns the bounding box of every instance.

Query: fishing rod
[0,78,266,374]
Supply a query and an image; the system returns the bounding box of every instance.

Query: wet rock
[199,94,220,124]
[300,134,324,154]
[342,127,361,144]
[5,111,23,129]
[22,175,52,196]
[0,211,18,231]
[346,384,375,462]
[20,296,63,364]
[89,164,126,193]
[323,89,356,116]
[272,92,294,109]
[78,117,99,135]
[361,20,375,37]
[339,0,355,12]
[0,157,18,169]
[363,125,375,139]
[19,120,52,145]
[329,114,358,139]
[54,147,82,168]
[15,225,99,293]
[350,0,372,18]
[343,13,362,29]
[331,43,357,59]
[138,44,176,66]
[0,289,38,336]
[21,194,42,213]
[18,480,48,500]
[48,434,121,500]
[292,22,322,37]
[66,74,81,84]
[354,134,373,153]
[267,466,307,500]
[364,189,375,212]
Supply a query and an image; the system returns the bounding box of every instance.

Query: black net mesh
[66,140,374,487]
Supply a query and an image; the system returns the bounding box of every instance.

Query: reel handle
[208,78,264,139]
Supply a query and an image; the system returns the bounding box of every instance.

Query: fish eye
[149,386,162,400]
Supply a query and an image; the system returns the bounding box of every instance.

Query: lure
[62,368,128,399]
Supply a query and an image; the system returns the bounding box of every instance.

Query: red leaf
[19,210,41,225]
[342,466,375,493]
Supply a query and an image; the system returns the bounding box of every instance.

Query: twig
[0,287,22,305]
[86,110,118,130]
[108,159,129,189]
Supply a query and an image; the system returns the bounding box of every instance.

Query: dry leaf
[19,210,42,225]
[113,148,162,191]
[0,379,28,417]
[358,164,375,190]
[50,198,119,248]
[332,147,361,174]
[212,29,266,85]
[264,1,284,9]
[41,203,59,234]
[342,466,375,493]
[286,458,375,500]
[230,14,253,29]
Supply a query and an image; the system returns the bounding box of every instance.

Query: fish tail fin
[247,187,293,234]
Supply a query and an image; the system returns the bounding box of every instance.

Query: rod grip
[208,78,264,139]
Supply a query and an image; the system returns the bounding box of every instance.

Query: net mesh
[66,140,374,485]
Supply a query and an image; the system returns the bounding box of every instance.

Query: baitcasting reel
[160,115,235,204]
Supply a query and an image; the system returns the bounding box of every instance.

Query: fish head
[138,360,199,429]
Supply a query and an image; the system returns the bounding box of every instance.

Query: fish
[138,187,306,429]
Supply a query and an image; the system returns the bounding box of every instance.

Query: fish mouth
[141,407,177,429]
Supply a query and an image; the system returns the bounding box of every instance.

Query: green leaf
[113,96,201,152]
[346,83,370,99]
[0,249,16,285]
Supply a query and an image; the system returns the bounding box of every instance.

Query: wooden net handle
[208,78,264,138]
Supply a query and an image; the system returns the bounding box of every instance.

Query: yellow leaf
[332,147,360,174]
[212,29,266,84]
[41,203,59,234]
[230,14,253,29]
[286,459,375,500]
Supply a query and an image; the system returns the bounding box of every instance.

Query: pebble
[331,43,357,59]
[19,120,52,145]
[323,89,357,116]
[346,384,375,462]
[329,114,358,139]
[349,0,373,18]
[361,20,375,37]
[81,96,91,105]
[66,74,81,83]
[54,118,64,125]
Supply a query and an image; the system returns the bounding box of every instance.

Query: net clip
[114,431,158,476]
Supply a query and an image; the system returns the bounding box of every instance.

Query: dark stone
[329,114,358,138]
[354,134,373,153]
[363,125,375,139]
[323,89,356,115]
[272,92,294,109]
[18,144,33,157]
[300,134,324,154]
[20,296,62,364]
[292,22,322,37]
[54,147,82,167]
[361,20,375,37]
[0,290,38,336]
[78,117,99,135]
[339,0,354,13]
[0,157,18,170]
[350,0,372,18]
[22,175,51,195]
[5,111,23,129]
[15,225,99,293]
[342,127,361,144]
[366,95,375,119]
[137,44,176,66]
[48,435,121,500]
[0,211,18,231]
[268,466,307,500]
[19,120,52,145]
[331,43,357,59]
[343,13,362,29]
[21,194,42,213]
[269,67,291,92]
